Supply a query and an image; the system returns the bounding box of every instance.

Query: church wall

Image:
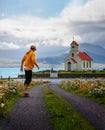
[65,61,68,71]
[75,57,82,71]
[81,60,92,71]
[64,40,93,71]
[71,63,77,71]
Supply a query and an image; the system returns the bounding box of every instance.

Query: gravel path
[1,83,105,130]
[47,83,105,130]
[0,84,53,130]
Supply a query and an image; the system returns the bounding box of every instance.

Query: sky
[0,0,105,52]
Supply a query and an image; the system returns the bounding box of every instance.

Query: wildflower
[12,88,16,93]
[0,86,3,88]
[1,103,5,108]
[0,93,4,98]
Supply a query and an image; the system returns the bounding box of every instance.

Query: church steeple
[70,40,79,58]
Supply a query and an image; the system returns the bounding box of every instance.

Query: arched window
[89,61,91,68]
[87,62,88,68]
[72,53,74,57]
[67,62,71,71]
[83,61,85,68]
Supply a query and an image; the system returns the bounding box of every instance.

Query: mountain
[0,43,105,67]
[79,43,105,56]
[79,43,105,63]
[37,53,67,65]
[37,43,105,66]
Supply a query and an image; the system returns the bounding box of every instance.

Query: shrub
[59,79,105,98]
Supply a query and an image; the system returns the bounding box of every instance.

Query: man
[20,45,39,94]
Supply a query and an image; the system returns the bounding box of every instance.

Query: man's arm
[20,61,23,72]
[31,53,39,69]
[20,56,25,72]
[35,63,39,69]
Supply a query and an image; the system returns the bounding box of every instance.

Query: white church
[64,40,93,71]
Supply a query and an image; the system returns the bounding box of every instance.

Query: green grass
[5,94,19,115]
[76,91,105,106]
[59,70,105,74]
[0,94,19,124]
[33,70,105,74]
[43,86,95,130]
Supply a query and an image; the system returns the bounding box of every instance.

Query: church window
[89,61,91,68]
[87,62,88,68]
[67,62,71,71]
[72,53,74,57]
[72,46,75,48]
[83,61,85,68]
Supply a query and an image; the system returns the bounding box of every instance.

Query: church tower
[69,41,79,59]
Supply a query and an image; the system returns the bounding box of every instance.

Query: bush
[59,79,105,99]
[0,80,22,118]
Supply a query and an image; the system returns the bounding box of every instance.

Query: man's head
[30,45,36,51]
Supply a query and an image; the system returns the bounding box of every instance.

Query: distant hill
[79,43,105,63]
[37,43,105,65]
[0,43,105,67]
[37,53,67,65]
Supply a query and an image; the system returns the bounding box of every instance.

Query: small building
[64,40,93,71]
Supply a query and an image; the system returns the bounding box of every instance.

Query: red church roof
[71,41,78,46]
[78,52,92,61]
[71,58,77,63]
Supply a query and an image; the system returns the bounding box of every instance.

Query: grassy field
[18,70,105,78]
[33,69,105,74]
[43,86,95,130]
[1,78,104,129]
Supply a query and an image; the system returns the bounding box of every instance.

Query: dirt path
[47,83,105,130]
[0,84,53,130]
[1,83,105,130]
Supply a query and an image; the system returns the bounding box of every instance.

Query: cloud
[60,0,105,43]
[0,0,105,50]
[0,42,20,49]
[61,0,105,22]
[0,15,70,47]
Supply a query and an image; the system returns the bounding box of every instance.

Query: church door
[67,62,71,71]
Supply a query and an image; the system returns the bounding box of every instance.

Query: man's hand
[37,66,39,70]
[36,64,39,70]
[20,66,23,72]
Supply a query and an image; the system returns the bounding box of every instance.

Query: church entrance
[67,62,71,71]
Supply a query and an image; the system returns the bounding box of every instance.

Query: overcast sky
[0,0,105,50]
